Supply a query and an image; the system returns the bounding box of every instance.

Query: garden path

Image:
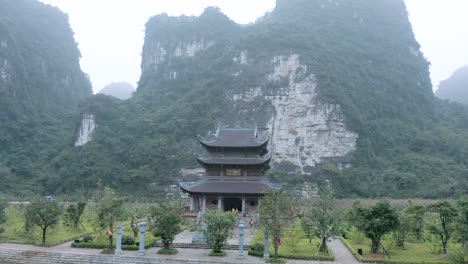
[328,238,359,264]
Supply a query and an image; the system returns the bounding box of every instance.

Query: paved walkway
[328,238,359,264]
[0,237,356,264]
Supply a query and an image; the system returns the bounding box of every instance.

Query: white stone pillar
[202,194,206,213]
[189,196,194,211]
[217,194,222,211]
[115,223,122,255]
[242,194,246,215]
[138,219,147,257]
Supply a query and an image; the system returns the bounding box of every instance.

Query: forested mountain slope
[0,0,92,196]
[2,0,468,199]
[436,65,468,105]
[59,0,468,198]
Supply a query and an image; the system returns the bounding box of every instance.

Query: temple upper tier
[197,128,269,148]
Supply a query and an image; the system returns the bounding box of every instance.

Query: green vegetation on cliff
[2,0,468,199]
[0,0,91,196]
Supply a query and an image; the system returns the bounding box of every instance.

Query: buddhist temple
[180,127,276,215]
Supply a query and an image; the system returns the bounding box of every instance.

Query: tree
[24,199,62,244]
[0,199,6,234]
[404,202,425,240]
[63,202,86,231]
[258,190,296,260]
[457,198,468,248]
[129,206,146,237]
[203,211,236,254]
[151,202,183,250]
[303,190,336,252]
[427,201,458,255]
[95,187,124,250]
[393,206,412,247]
[347,200,399,254]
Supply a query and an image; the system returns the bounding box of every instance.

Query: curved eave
[179,180,275,194]
[195,155,272,166]
[198,138,269,148]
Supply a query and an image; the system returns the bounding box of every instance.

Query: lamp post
[115,223,123,255]
[138,218,146,257]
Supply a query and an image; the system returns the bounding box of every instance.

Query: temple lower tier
[189,193,260,215]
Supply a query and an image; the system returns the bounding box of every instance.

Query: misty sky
[39,0,468,93]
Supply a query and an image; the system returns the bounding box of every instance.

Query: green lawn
[342,230,455,264]
[250,230,333,260]
[0,205,92,246]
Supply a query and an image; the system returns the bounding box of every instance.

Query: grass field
[0,204,157,247]
[0,205,92,246]
[250,230,333,260]
[342,229,455,264]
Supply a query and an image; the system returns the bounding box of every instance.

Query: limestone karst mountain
[0,0,92,195]
[62,0,468,198]
[97,82,135,100]
[2,0,468,198]
[436,65,468,105]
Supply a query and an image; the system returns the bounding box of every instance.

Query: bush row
[71,239,156,251]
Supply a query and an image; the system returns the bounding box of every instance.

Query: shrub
[82,235,94,243]
[158,248,178,255]
[122,235,135,245]
[251,243,264,253]
[71,242,107,249]
[101,248,114,254]
[209,251,227,256]
[266,258,286,264]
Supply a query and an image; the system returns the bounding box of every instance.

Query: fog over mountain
[39,0,468,92]
[436,65,468,105]
[98,82,135,100]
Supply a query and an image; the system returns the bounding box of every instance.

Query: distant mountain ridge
[436,65,468,105]
[98,82,135,100]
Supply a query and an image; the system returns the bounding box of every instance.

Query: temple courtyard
[0,238,355,264]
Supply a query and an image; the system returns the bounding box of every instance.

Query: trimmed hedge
[158,248,178,255]
[71,239,156,251]
[209,251,227,257]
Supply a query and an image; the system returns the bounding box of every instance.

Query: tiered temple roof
[197,128,269,148]
[195,155,271,166]
[180,127,274,195]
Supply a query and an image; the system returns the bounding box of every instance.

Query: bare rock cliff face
[141,33,358,172]
[75,114,96,147]
[228,54,358,171]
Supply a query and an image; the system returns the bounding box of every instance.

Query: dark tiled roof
[198,128,268,148]
[196,155,271,165]
[179,179,275,194]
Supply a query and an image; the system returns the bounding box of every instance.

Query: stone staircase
[153,242,250,250]
[0,248,225,264]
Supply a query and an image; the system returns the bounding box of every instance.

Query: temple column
[242,194,246,215]
[189,196,194,211]
[202,194,206,213]
[217,194,222,211]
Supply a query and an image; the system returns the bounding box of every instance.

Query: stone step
[0,247,241,264]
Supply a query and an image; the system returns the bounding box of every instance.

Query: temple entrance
[223,197,242,212]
